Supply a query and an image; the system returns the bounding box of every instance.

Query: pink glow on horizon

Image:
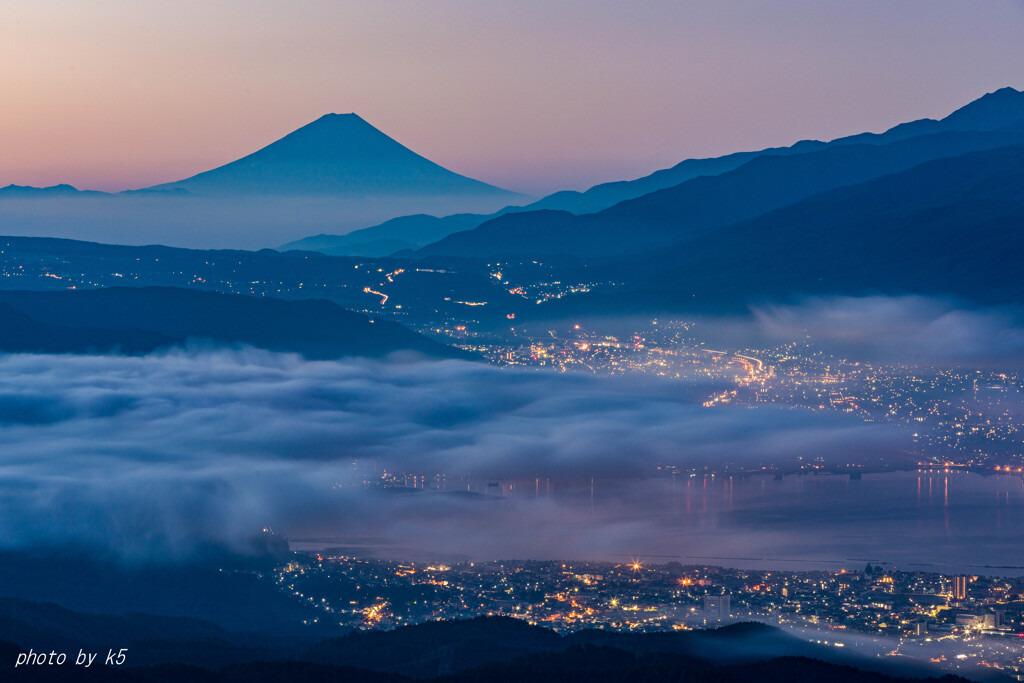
[1,1,1022,196]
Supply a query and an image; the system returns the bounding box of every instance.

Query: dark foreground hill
[0,287,460,359]
[0,236,528,327]
[0,614,975,683]
[308,618,837,678]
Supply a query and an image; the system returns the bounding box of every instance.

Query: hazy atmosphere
[3,2,1024,680]
[2,1,1022,194]
[0,348,909,561]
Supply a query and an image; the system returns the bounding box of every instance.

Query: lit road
[363,286,388,305]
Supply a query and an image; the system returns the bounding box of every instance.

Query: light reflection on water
[301,471,1024,575]
[584,470,1024,575]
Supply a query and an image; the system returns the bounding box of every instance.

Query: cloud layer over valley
[748,297,1024,367]
[0,348,910,562]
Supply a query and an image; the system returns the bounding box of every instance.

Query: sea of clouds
[0,346,910,562]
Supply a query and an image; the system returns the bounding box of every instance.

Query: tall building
[953,576,968,601]
[703,595,731,620]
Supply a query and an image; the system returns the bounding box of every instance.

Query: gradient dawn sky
[2,0,1023,196]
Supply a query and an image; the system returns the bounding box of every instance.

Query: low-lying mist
[0,193,510,249]
[746,296,1024,367]
[543,295,1024,368]
[0,348,909,563]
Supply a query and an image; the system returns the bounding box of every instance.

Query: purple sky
[1,0,1022,196]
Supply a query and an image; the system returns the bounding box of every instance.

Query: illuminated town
[4,240,1022,472]
[2,9,1023,680]
[272,554,1024,678]
[462,321,1024,472]
[6,240,1024,680]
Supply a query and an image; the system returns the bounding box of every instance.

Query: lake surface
[589,470,1024,576]
[297,470,1024,576]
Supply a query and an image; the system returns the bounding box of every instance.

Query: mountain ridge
[520,86,1024,216]
[415,121,1024,260]
[144,114,519,199]
[0,287,462,360]
[522,143,1024,320]
[284,86,1024,258]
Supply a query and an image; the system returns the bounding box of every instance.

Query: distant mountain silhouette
[285,86,1024,258]
[838,86,1024,145]
[532,144,1024,317]
[280,213,484,257]
[515,148,811,216]
[0,117,524,248]
[643,143,1024,306]
[0,287,460,359]
[516,85,1024,216]
[144,114,519,199]
[416,122,1024,260]
[274,87,1024,262]
[0,184,187,199]
[0,184,107,198]
[236,87,1024,254]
